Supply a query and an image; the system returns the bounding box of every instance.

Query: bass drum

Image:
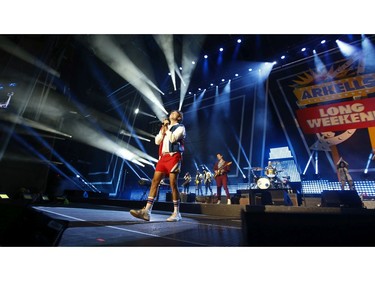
[257,177,271,189]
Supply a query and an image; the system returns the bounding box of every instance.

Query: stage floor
[31,204,243,246]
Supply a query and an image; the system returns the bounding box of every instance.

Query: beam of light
[89,35,168,120]
[313,51,328,75]
[218,80,231,118]
[364,152,373,174]
[174,63,186,87]
[119,130,150,142]
[225,147,246,178]
[303,151,314,175]
[217,47,223,65]
[0,36,60,77]
[84,54,150,154]
[76,49,155,162]
[9,130,83,189]
[260,62,275,78]
[230,125,251,167]
[179,35,205,111]
[3,124,96,191]
[361,36,375,72]
[63,119,158,167]
[193,161,200,171]
[0,112,72,138]
[232,38,242,59]
[336,39,361,58]
[314,151,319,175]
[154,35,177,91]
[134,108,157,118]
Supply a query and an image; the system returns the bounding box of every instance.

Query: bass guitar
[214,162,232,178]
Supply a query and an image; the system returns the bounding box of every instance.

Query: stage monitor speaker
[187,193,196,202]
[321,190,363,208]
[2,207,68,246]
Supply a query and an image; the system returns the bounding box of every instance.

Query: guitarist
[213,153,232,205]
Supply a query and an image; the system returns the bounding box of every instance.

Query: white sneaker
[216,200,221,204]
[130,208,150,221]
[227,199,231,205]
[166,212,182,222]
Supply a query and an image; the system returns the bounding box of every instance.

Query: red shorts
[155,153,182,175]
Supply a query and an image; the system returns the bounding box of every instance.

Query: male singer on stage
[130,110,186,222]
[213,153,232,204]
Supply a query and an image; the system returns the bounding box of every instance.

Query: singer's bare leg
[149,171,165,197]
[169,172,180,201]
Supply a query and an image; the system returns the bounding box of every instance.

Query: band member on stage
[336,157,355,190]
[182,172,192,193]
[203,168,213,196]
[130,110,186,222]
[213,153,231,204]
[265,161,277,178]
[195,170,203,196]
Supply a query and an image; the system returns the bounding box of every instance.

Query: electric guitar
[214,162,232,178]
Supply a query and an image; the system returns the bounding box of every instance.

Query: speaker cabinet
[321,190,363,208]
[1,206,68,246]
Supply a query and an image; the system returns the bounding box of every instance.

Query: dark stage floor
[3,202,244,247]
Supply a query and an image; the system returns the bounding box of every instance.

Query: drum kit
[246,163,289,190]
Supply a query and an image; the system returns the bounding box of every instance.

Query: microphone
[161,119,170,126]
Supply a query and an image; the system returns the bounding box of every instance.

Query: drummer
[265,161,277,178]
[264,161,283,188]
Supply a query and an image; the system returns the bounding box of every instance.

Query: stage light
[204,55,208,59]
[192,61,195,64]
[133,109,156,118]
[281,55,285,59]
[248,68,253,72]
[235,73,239,77]
[221,79,225,82]
[301,47,306,52]
[0,194,9,199]
[210,83,214,86]
[273,61,277,65]
[313,49,316,54]
[219,48,224,52]
[336,39,359,57]
[237,39,242,43]
[321,40,326,44]
[179,67,182,70]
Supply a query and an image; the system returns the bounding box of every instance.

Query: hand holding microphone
[162,118,170,126]
[161,118,170,134]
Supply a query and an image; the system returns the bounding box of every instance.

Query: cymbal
[252,167,263,171]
